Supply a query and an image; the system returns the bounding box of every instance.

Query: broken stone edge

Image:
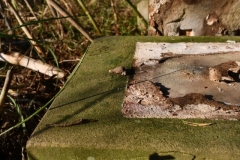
[122,81,240,120]
[133,42,240,67]
[123,42,240,119]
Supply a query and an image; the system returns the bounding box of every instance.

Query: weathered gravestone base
[123,42,240,119]
[27,37,240,160]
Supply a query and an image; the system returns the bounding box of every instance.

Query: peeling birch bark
[0,52,65,78]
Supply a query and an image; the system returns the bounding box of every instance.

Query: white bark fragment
[0,52,65,78]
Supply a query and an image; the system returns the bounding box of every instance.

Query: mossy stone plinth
[27,36,240,160]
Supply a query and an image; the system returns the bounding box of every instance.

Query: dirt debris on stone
[122,79,240,119]
[168,93,240,112]
[109,66,126,75]
[209,61,240,82]
[125,80,168,107]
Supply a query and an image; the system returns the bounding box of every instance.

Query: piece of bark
[209,61,240,82]
[0,52,65,78]
[109,66,126,75]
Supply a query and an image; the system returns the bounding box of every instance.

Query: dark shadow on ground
[155,82,171,97]
[149,152,175,160]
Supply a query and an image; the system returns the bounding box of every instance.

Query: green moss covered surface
[27,36,240,160]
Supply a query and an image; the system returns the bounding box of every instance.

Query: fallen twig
[0,52,65,78]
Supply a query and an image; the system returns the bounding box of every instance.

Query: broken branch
[0,52,65,78]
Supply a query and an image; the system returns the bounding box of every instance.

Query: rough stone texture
[133,42,240,67]
[123,81,240,119]
[149,0,240,36]
[123,42,240,119]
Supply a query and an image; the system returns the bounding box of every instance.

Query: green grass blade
[44,45,59,67]
[7,95,27,134]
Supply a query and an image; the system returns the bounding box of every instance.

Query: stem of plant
[76,0,101,34]
[110,0,118,23]
[0,69,12,112]
[8,95,27,135]
[125,0,148,29]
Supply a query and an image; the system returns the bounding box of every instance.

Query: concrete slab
[123,42,240,119]
[27,36,240,160]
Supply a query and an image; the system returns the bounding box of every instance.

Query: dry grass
[0,0,146,159]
